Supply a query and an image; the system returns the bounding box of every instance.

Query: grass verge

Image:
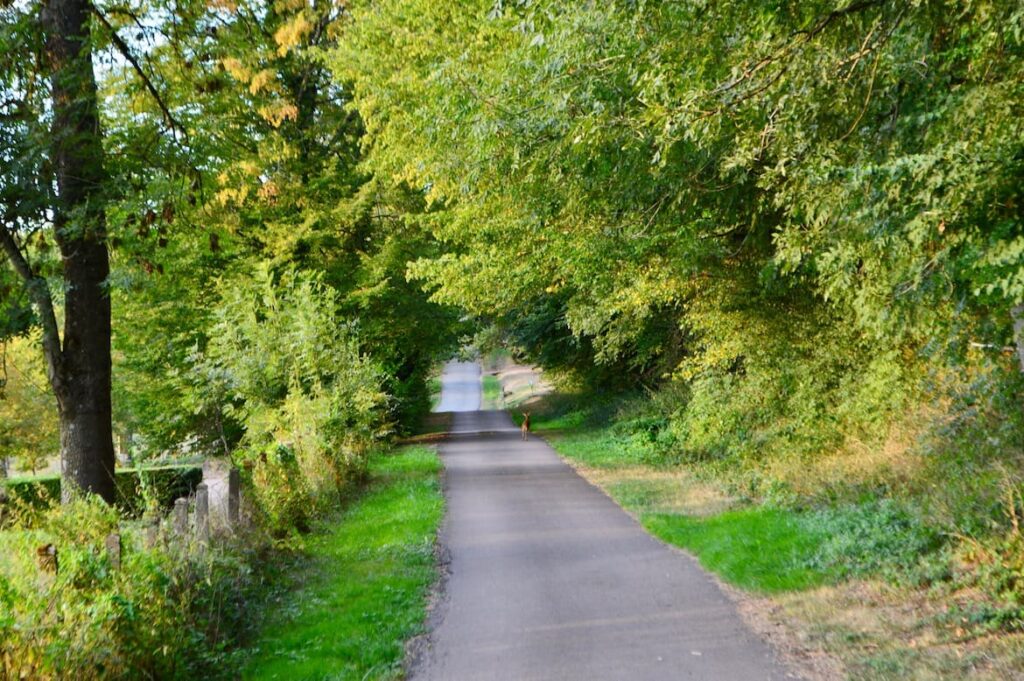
[645,509,832,593]
[241,446,444,680]
[521,390,1024,679]
[481,374,502,409]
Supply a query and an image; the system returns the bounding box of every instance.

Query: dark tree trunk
[40,0,116,503]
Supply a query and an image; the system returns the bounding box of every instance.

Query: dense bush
[202,266,388,534]
[0,496,255,679]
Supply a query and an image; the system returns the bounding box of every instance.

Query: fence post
[36,543,58,575]
[144,515,159,549]
[195,482,210,544]
[173,497,188,538]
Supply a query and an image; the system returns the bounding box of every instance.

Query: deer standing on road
[521,412,531,440]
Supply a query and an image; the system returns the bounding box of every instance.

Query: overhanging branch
[90,4,189,142]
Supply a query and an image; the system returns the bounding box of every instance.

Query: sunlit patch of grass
[241,446,443,681]
[482,374,502,409]
[644,508,834,593]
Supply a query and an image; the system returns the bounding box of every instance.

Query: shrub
[201,266,387,534]
[805,499,942,580]
[0,496,255,679]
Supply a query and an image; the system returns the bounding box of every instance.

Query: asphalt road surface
[412,360,795,681]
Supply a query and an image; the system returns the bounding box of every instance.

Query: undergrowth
[525,370,1024,635]
[241,446,443,680]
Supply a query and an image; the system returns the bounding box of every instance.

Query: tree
[101,0,462,448]
[0,0,116,501]
[337,0,1024,462]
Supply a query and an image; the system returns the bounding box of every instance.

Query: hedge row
[2,465,203,516]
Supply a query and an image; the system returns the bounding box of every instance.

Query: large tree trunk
[41,0,116,503]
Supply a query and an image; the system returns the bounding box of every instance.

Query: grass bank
[241,446,443,680]
[481,374,502,409]
[517,391,1024,679]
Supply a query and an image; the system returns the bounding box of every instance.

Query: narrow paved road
[415,360,794,681]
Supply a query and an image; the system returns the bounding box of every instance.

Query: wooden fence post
[36,543,57,574]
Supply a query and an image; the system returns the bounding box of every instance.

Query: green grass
[644,509,833,592]
[482,374,502,409]
[428,376,442,410]
[523,408,833,593]
[241,446,444,681]
[545,426,643,467]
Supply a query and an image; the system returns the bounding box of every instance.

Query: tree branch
[90,4,189,141]
[712,0,888,100]
[0,227,64,398]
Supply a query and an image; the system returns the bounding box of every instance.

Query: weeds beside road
[242,446,443,680]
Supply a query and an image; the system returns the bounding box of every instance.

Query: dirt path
[412,360,795,680]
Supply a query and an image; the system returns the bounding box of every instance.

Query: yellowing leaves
[274,12,313,56]
[221,57,252,82]
[215,184,251,207]
[249,69,277,95]
[258,181,280,202]
[259,101,299,127]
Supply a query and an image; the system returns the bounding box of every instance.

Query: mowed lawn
[242,446,444,680]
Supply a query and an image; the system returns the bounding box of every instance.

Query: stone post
[143,514,160,548]
[227,468,240,528]
[105,532,121,569]
[173,497,188,538]
[195,482,210,543]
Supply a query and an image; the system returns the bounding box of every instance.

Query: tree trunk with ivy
[40,0,116,503]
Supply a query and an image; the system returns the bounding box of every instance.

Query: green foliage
[0,334,58,476]
[242,446,443,680]
[100,0,462,458]
[203,266,388,533]
[805,500,942,580]
[337,0,1024,521]
[0,496,255,679]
